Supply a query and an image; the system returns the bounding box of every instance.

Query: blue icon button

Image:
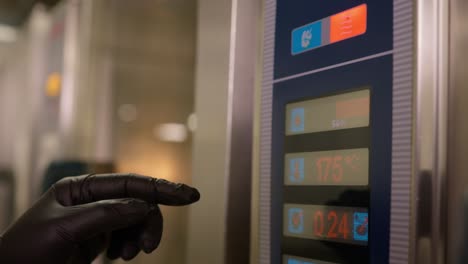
[288,208,304,234]
[353,212,369,242]
[290,108,305,133]
[287,259,302,264]
[289,158,305,183]
[287,258,313,264]
[292,21,323,55]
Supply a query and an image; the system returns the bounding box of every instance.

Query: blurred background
[0,0,261,263]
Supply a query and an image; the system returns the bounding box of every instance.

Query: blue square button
[353,212,369,242]
[287,259,302,264]
[292,21,323,55]
[290,108,305,133]
[288,208,304,234]
[289,158,305,183]
[287,258,312,264]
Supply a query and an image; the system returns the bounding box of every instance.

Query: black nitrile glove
[0,173,200,263]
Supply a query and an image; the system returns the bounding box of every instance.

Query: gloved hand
[0,173,200,263]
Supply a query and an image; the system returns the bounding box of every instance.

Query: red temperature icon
[330,4,367,44]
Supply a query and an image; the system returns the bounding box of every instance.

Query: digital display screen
[279,88,375,263]
[283,255,337,264]
[285,148,369,186]
[286,89,370,135]
[284,204,368,245]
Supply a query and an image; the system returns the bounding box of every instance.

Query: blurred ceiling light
[187,113,197,132]
[45,72,62,97]
[118,104,138,122]
[31,9,50,33]
[155,123,188,143]
[0,24,18,43]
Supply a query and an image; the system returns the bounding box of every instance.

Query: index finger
[53,173,200,206]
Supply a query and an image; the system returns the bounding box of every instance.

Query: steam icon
[301,29,312,48]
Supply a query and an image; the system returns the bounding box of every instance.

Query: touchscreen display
[286,89,370,135]
[285,148,369,186]
[284,204,368,245]
[280,88,373,263]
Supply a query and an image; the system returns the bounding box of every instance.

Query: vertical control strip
[282,89,371,263]
[260,1,395,263]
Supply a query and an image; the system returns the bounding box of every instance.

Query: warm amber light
[116,147,179,182]
[46,72,62,97]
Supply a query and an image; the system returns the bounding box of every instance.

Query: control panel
[265,1,393,263]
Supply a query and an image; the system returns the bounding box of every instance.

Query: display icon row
[284,204,368,245]
[292,4,368,55]
[286,89,370,135]
[285,148,369,186]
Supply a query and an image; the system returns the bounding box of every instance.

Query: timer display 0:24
[313,209,351,239]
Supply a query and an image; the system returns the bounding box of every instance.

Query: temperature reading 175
[315,152,363,184]
[285,148,369,186]
[316,156,342,183]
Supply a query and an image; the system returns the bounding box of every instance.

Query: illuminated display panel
[285,148,369,186]
[284,204,368,245]
[286,89,370,135]
[283,255,338,264]
[271,0,394,262]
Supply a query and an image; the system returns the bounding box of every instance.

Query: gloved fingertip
[121,243,139,261]
[140,239,158,254]
[190,188,201,202]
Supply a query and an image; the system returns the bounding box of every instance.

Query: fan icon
[301,29,312,48]
[353,212,369,241]
[288,208,304,234]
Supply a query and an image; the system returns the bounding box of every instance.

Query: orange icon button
[330,4,367,44]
